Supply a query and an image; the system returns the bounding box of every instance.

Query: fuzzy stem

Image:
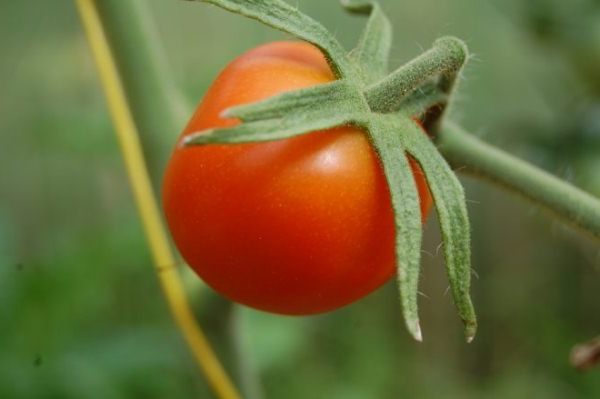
[75,1,241,398]
[439,123,600,240]
[365,37,467,114]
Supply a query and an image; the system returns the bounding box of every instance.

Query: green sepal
[183,113,364,146]
[223,81,362,122]
[399,120,477,342]
[341,0,392,83]
[184,81,370,146]
[367,116,424,341]
[189,0,356,78]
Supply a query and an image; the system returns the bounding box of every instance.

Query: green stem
[365,37,467,113]
[438,123,600,240]
[228,307,264,399]
[95,0,188,183]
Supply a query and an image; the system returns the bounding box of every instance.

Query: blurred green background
[1,0,599,398]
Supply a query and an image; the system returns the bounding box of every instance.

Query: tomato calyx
[183,0,476,343]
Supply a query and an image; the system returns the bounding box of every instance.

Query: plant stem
[95,0,189,184]
[228,307,265,399]
[365,37,467,113]
[438,123,600,240]
[75,1,241,398]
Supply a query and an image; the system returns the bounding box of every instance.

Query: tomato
[162,41,432,315]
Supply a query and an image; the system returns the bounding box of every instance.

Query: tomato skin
[162,41,431,315]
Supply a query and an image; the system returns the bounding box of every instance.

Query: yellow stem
[75,1,241,398]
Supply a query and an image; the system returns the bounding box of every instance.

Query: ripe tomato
[162,41,432,315]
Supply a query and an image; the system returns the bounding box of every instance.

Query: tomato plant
[163,41,432,315]
[161,0,481,343]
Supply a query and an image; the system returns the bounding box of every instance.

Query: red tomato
[162,41,432,315]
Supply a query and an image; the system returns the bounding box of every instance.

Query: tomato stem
[439,123,600,240]
[365,36,467,116]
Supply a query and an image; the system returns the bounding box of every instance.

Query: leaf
[341,0,392,83]
[367,116,424,341]
[400,120,477,342]
[191,0,355,78]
